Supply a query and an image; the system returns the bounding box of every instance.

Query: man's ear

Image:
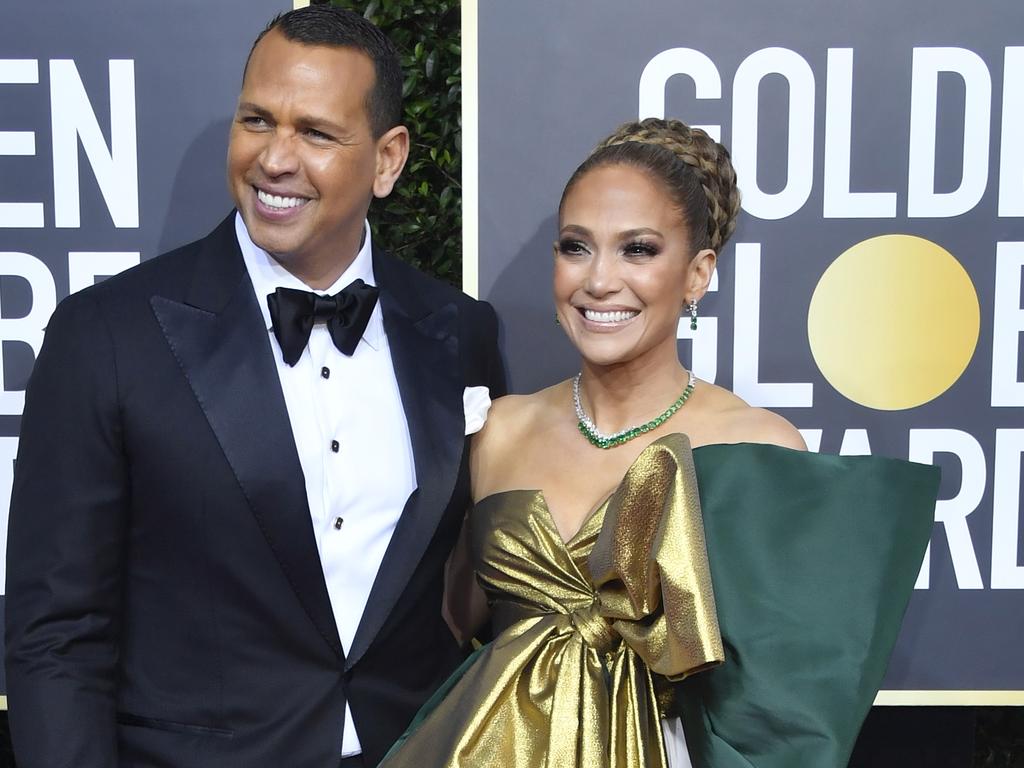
[372,125,410,199]
[687,248,717,301]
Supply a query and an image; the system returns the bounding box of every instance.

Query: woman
[380,119,939,767]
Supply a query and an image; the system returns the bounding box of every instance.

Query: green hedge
[328,0,462,283]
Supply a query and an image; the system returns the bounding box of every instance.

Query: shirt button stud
[334,517,344,530]
[321,366,330,379]
[331,439,340,453]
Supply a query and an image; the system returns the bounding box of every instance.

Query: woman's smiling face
[554,162,707,370]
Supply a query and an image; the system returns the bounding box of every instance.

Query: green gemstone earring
[688,299,698,331]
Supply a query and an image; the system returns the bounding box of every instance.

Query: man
[5,7,504,767]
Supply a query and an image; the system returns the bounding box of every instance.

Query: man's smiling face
[227,28,381,282]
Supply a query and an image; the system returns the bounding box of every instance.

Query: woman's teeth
[583,309,638,323]
[257,189,305,209]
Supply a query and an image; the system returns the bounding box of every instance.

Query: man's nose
[258,131,300,177]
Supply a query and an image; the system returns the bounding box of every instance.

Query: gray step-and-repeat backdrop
[470,1,1023,702]
[0,1,290,696]
[1,0,1021,707]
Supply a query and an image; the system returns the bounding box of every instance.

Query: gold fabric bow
[379,434,723,768]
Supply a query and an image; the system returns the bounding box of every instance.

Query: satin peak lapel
[345,295,463,670]
[150,221,343,658]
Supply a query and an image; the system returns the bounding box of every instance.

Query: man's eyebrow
[294,114,349,135]
[236,102,271,118]
[235,102,349,136]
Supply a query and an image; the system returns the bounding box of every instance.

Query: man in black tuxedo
[5,7,504,767]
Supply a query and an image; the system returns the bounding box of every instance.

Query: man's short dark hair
[246,5,403,138]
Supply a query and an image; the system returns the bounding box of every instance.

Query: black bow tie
[267,280,380,366]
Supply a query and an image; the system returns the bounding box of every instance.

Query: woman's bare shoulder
[694,381,806,450]
[477,384,564,442]
[470,381,572,496]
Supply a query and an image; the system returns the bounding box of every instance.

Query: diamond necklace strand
[573,370,697,449]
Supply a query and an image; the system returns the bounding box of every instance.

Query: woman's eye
[556,239,589,256]
[624,241,659,257]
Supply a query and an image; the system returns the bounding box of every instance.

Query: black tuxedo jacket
[5,215,506,767]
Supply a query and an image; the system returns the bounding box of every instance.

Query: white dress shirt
[236,213,416,757]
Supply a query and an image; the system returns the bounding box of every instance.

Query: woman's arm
[442,512,489,647]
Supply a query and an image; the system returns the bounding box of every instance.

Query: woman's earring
[688,299,698,331]
[555,313,561,326]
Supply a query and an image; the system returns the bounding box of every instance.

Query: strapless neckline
[472,434,748,510]
[474,434,687,545]
[474,489,611,546]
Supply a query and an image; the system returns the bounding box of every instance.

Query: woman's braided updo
[559,118,742,254]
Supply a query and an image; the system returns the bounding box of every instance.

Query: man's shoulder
[71,216,232,308]
[372,247,484,312]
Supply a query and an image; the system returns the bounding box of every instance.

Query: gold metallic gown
[380,434,724,768]
[379,433,939,768]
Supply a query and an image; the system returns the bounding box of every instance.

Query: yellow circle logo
[807,235,979,411]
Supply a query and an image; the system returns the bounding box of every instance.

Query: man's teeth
[584,309,638,323]
[257,189,305,209]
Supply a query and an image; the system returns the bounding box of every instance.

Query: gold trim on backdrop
[875,690,1024,706]
[0,695,6,710]
[461,0,479,298]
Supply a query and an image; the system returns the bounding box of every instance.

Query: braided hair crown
[563,118,742,254]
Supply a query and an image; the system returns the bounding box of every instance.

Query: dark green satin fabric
[679,443,940,768]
